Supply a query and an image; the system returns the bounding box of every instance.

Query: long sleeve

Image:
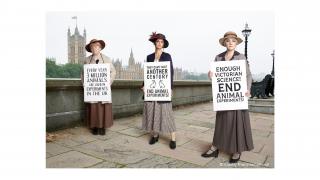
[81,57,89,86]
[167,54,174,89]
[214,55,218,62]
[141,56,149,88]
[237,53,252,92]
[246,60,252,91]
[81,70,84,85]
[101,54,116,85]
[110,62,116,85]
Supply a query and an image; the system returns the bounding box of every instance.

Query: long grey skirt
[142,101,176,134]
[213,110,254,154]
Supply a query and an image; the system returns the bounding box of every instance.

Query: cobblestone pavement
[46,102,274,168]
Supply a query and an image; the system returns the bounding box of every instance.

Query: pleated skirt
[213,110,254,154]
[142,101,176,134]
[85,102,113,129]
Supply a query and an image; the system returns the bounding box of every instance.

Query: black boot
[201,149,219,158]
[91,128,98,135]
[98,128,106,135]
[229,154,241,163]
[149,135,159,145]
[169,140,176,149]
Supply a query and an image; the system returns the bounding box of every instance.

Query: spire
[71,16,79,35]
[67,27,71,37]
[74,26,79,35]
[129,48,135,66]
[83,28,87,46]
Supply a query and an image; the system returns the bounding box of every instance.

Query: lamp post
[241,23,252,59]
[271,50,275,76]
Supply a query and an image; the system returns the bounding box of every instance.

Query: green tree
[46,58,82,78]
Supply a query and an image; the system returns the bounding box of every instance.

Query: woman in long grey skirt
[201,31,254,163]
[141,32,177,149]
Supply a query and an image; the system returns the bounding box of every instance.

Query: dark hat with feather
[149,32,169,48]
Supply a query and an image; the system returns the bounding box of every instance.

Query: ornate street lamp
[242,23,252,59]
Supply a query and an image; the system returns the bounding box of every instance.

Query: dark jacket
[142,52,174,103]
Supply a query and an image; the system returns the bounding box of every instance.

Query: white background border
[1,0,319,179]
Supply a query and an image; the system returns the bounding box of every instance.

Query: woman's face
[90,42,102,55]
[224,37,238,51]
[155,39,164,49]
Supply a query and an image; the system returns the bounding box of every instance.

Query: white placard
[211,60,248,111]
[144,61,171,101]
[83,64,111,102]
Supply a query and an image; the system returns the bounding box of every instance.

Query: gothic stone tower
[68,26,86,64]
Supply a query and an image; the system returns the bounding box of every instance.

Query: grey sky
[46,11,274,75]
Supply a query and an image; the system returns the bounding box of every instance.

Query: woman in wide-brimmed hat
[201,31,254,163]
[81,39,116,135]
[141,32,177,149]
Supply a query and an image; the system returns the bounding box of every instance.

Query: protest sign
[211,60,248,111]
[83,64,111,102]
[144,61,171,101]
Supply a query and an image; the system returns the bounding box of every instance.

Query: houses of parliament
[68,26,187,80]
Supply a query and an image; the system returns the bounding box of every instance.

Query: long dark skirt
[85,102,113,129]
[213,110,254,154]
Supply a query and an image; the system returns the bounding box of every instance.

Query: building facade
[68,26,86,64]
[113,49,144,80]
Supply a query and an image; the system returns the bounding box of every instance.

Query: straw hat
[219,31,243,47]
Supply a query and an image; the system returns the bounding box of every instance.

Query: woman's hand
[140,86,144,93]
[208,70,213,80]
[245,90,251,97]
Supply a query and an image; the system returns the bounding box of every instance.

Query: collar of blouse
[90,54,104,64]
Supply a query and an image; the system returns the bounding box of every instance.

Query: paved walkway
[46,102,274,168]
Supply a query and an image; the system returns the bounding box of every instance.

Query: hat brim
[85,40,106,52]
[149,38,169,48]
[219,37,243,47]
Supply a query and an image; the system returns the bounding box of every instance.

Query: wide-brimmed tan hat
[219,31,243,47]
[85,39,106,52]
